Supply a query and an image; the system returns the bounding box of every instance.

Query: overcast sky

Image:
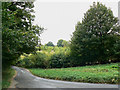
[33,0,119,45]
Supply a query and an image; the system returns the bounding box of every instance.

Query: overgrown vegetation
[16,46,71,68]
[29,63,119,84]
[2,68,15,88]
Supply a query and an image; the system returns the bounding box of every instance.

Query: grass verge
[2,67,15,88]
[29,63,119,84]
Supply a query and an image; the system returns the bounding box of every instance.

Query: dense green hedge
[16,46,120,68]
[16,52,47,68]
[49,52,71,68]
[16,46,72,68]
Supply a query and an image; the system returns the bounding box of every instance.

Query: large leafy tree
[112,24,120,61]
[70,2,118,66]
[2,2,44,68]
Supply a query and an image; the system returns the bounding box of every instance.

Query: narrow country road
[11,66,118,89]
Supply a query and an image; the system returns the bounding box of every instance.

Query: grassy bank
[2,67,15,88]
[29,63,119,84]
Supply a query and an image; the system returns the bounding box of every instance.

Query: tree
[57,39,70,47]
[46,41,54,46]
[70,2,118,66]
[57,39,64,47]
[113,36,120,61]
[112,24,120,62]
[2,2,44,68]
[62,40,70,47]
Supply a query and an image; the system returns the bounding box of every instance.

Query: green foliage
[62,40,70,47]
[2,2,44,68]
[16,46,71,68]
[49,52,71,68]
[45,41,54,46]
[2,68,15,88]
[32,52,47,68]
[29,63,119,84]
[57,39,64,47]
[57,39,70,47]
[113,35,120,61]
[70,2,119,66]
[49,53,65,68]
[17,52,47,68]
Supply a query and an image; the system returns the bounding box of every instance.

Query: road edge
[9,70,17,88]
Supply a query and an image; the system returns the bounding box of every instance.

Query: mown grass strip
[29,63,119,84]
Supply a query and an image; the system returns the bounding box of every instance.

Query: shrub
[16,46,72,68]
[49,53,65,68]
[49,52,71,68]
[33,52,47,68]
[16,52,48,68]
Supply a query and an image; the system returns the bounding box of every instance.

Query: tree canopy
[46,41,54,46]
[70,2,119,66]
[2,2,44,68]
[62,40,70,47]
[57,39,64,47]
[57,39,70,47]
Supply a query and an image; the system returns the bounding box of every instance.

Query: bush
[33,52,47,68]
[49,53,65,68]
[49,52,71,68]
[16,46,72,68]
[16,52,47,68]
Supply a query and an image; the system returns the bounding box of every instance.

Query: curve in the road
[11,66,118,88]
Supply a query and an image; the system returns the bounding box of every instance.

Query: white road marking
[21,70,25,73]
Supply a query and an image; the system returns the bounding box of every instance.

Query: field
[29,63,119,84]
